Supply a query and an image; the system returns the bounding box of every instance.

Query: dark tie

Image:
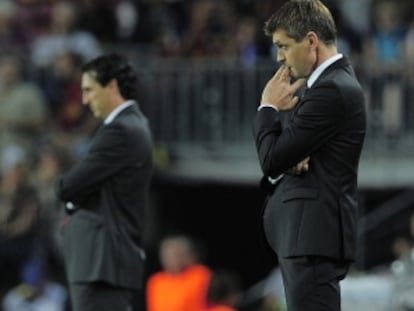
[300,85,309,99]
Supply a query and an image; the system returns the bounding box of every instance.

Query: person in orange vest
[146,234,212,311]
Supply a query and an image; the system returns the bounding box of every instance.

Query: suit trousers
[69,281,134,311]
[278,256,350,311]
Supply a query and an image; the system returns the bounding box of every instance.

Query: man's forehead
[81,73,99,90]
[272,29,293,44]
[82,71,97,80]
[81,72,98,83]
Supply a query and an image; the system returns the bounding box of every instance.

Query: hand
[291,156,310,175]
[261,65,305,111]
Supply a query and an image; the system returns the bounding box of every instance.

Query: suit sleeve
[253,85,345,178]
[56,124,132,203]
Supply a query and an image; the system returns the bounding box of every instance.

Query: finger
[291,78,306,92]
[290,96,300,106]
[273,64,284,80]
[274,64,288,80]
[280,66,291,81]
[297,165,308,174]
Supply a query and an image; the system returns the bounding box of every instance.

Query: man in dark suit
[55,53,154,311]
[252,1,367,310]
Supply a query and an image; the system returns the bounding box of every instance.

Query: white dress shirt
[104,100,136,125]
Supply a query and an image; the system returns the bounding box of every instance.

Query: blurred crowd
[1,0,414,310]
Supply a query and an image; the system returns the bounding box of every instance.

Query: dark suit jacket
[253,57,366,261]
[56,103,153,290]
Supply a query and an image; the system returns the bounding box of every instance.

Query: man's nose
[82,95,89,105]
[277,50,285,63]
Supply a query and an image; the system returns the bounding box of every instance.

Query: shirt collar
[307,53,343,88]
[103,100,135,125]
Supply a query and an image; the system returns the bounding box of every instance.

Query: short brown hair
[264,0,337,45]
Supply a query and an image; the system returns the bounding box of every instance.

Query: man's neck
[316,44,338,67]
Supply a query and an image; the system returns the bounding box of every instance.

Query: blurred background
[0,0,414,310]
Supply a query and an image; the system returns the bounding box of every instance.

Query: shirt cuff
[258,103,279,111]
[268,174,284,184]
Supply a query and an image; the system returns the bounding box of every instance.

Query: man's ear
[307,31,319,49]
[108,78,119,91]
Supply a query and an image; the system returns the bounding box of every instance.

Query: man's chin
[291,70,306,80]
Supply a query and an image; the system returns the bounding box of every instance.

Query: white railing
[132,57,414,155]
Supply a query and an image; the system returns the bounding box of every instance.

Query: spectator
[0,0,29,52]
[362,0,407,139]
[75,0,118,44]
[0,50,48,157]
[2,257,68,311]
[30,142,69,284]
[390,236,414,310]
[0,153,42,300]
[30,1,102,69]
[204,269,242,311]
[146,234,212,311]
[114,0,139,43]
[328,2,363,65]
[180,0,236,58]
[234,17,260,68]
[35,51,90,133]
[402,10,414,131]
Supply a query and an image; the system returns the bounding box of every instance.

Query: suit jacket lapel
[291,56,351,116]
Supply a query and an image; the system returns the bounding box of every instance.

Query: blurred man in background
[55,53,154,311]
